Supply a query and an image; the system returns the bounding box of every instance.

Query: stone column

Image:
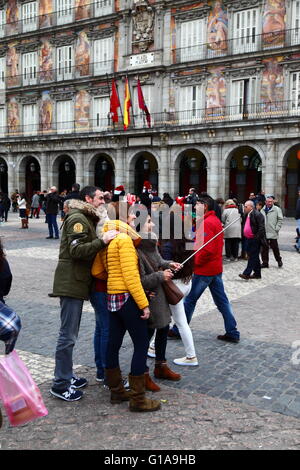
[76,151,84,189]
[40,153,49,191]
[114,148,125,189]
[263,140,276,197]
[158,146,169,196]
[207,144,220,198]
[7,153,16,197]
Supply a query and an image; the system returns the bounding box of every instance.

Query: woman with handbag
[159,214,198,366]
[136,213,182,391]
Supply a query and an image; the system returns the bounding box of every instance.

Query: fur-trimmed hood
[66,199,100,223]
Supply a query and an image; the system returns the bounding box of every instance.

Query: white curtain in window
[233,9,259,54]
[57,100,74,133]
[180,19,205,62]
[23,104,38,135]
[93,96,110,130]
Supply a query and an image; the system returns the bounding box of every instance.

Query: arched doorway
[179,150,207,197]
[229,146,262,202]
[94,155,115,191]
[0,157,8,194]
[58,156,76,193]
[134,153,158,195]
[25,157,40,200]
[285,147,300,216]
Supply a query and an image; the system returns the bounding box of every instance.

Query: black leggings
[147,325,169,362]
[106,297,149,376]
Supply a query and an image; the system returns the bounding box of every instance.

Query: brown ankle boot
[154,361,181,381]
[129,374,161,412]
[144,371,160,392]
[105,367,131,404]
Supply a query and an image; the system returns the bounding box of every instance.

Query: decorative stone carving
[87,26,116,40]
[131,0,155,52]
[174,4,210,22]
[224,0,262,11]
[50,34,76,47]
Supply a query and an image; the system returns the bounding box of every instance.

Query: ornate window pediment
[174,4,210,22]
[87,26,116,40]
[50,34,76,47]
[16,40,41,53]
[224,0,262,11]
[173,72,208,86]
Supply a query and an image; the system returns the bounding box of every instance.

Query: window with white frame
[233,9,259,54]
[0,107,5,136]
[22,2,38,32]
[57,45,74,81]
[94,37,114,75]
[290,71,300,114]
[23,103,38,135]
[133,85,153,128]
[230,77,257,119]
[291,1,300,45]
[179,19,205,62]
[178,85,203,124]
[0,9,5,38]
[94,0,113,17]
[56,0,74,25]
[0,57,5,89]
[93,96,110,130]
[57,100,74,133]
[22,52,38,86]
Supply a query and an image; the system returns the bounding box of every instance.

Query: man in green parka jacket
[50,186,118,402]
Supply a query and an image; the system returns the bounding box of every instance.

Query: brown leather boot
[105,367,131,404]
[144,371,160,392]
[129,374,161,412]
[154,361,181,381]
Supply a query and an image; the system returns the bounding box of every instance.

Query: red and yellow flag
[123,77,132,130]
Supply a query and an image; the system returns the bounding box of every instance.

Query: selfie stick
[180,215,242,267]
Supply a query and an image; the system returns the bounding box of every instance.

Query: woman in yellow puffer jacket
[92,201,161,413]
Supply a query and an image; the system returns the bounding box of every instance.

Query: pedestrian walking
[261,196,283,268]
[17,193,28,229]
[45,186,61,239]
[92,201,161,412]
[0,238,12,304]
[136,213,182,391]
[10,190,18,212]
[50,186,117,402]
[222,199,242,262]
[295,189,300,253]
[239,200,267,280]
[29,191,40,218]
[169,195,240,343]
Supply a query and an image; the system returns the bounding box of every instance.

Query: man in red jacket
[170,196,240,343]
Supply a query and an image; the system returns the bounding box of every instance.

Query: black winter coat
[0,258,12,303]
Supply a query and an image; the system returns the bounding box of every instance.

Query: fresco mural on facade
[261,57,284,111]
[262,0,286,48]
[207,1,228,53]
[40,91,53,131]
[40,39,54,82]
[205,67,226,116]
[75,0,90,21]
[75,90,90,130]
[6,0,19,35]
[39,0,53,29]
[7,97,20,133]
[6,44,20,88]
[75,31,90,77]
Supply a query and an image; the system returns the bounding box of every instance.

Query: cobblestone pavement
[0,212,299,450]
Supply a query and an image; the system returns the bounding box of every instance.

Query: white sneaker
[173,356,198,366]
[147,346,156,358]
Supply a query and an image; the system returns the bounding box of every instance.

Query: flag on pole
[123,77,132,130]
[110,79,120,123]
[137,79,151,128]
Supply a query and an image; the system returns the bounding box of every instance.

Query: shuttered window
[233,9,259,54]
[94,37,114,75]
[178,85,203,124]
[57,45,74,81]
[57,0,74,25]
[22,52,38,86]
[57,100,74,133]
[290,72,300,114]
[0,10,5,38]
[0,107,5,136]
[23,104,38,135]
[230,78,257,119]
[291,1,300,45]
[93,96,110,130]
[0,57,5,89]
[180,19,205,62]
[94,0,113,17]
[22,2,37,32]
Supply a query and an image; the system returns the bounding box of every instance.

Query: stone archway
[0,156,8,194]
[178,149,207,197]
[52,154,76,193]
[18,155,41,199]
[283,145,300,216]
[133,152,158,195]
[227,146,262,202]
[94,154,115,191]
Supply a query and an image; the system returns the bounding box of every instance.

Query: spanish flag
[123,77,132,130]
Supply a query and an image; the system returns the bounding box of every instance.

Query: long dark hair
[0,238,6,271]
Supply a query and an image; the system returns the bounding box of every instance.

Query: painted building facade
[0,0,299,214]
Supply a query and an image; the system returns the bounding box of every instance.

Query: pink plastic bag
[0,350,48,426]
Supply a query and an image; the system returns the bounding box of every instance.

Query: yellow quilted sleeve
[91,251,107,280]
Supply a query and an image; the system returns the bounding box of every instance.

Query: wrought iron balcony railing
[0,100,298,139]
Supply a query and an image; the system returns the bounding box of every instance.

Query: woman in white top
[17,193,28,229]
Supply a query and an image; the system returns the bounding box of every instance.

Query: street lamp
[143,159,149,170]
[64,161,70,172]
[242,155,250,168]
[101,160,108,172]
[29,162,35,172]
[189,157,197,169]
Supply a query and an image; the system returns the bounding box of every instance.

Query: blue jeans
[172,274,239,340]
[47,213,59,238]
[90,291,109,380]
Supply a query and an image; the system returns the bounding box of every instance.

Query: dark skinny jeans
[147,325,169,362]
[106,296,149,376]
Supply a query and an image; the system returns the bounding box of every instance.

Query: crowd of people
[0,182,299,415]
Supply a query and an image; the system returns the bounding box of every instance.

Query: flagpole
[127,74,135,128]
